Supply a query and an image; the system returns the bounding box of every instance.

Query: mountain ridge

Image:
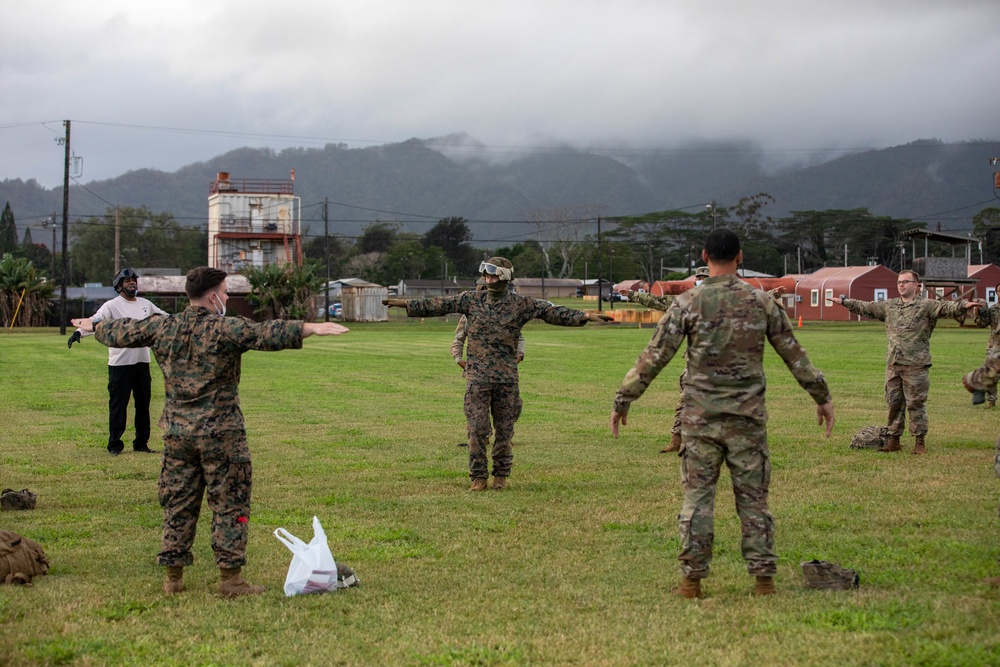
[2,136,998,243]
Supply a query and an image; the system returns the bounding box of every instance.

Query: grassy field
[1,313,998,666]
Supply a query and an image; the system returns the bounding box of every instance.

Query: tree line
[2,197,999,299]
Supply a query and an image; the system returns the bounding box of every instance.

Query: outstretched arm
[70,317,96,333]
[303,322,350,338]
[609,410,627,438]
[816,401,834,438]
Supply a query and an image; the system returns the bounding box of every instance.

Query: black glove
[67,331,82,348]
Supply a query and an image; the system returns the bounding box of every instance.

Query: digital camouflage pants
[678,417,776,579]
[465,381,519,480]
[157,434,252,569]
[885,364,930,436]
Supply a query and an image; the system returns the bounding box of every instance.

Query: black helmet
[112,268,139,294]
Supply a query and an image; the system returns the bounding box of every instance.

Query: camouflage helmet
[1,488,37,511]
[801,560,859,590]
[694,266,710,279]
[480,257,514,281]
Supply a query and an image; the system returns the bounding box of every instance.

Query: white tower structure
[207,171,302,272]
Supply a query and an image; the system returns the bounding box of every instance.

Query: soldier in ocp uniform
[610,229,834,599]
[624,268,787,455]
[833,271,979,454]
[962,343,1000,585]
[385,257,611,491]
[973,289,1000,408]
[72,267,349,597]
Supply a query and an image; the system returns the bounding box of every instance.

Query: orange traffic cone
[797,316,803,328]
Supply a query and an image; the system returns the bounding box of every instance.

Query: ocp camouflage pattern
[613,275,831,420]
[842,295,969,367]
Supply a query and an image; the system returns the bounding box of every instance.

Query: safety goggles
[479,262,512,281]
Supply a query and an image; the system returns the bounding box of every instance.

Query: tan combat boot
[470,478,488,492]
[162,566,184,595]
[218,567,265,598]
[754,576,776,596]
[912,435,926,455]
[877,434,902,452]
[671,576,703,599]
[492,476,508,491]
[661,432,681,454]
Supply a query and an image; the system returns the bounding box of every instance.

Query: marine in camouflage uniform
[610,230,834,598]
[452,313,525,446]
[836,271,977,453]
[74,267,348,596]
[973,299,1000,408]
[962,344,1000,585]
[388,257,608,491]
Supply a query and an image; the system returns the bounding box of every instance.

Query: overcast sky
[2,0,999,188]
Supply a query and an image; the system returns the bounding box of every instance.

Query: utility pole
[597,216,604,312]
[707,200,717,230]
[324,197,330,322]
[608,247,614,311]
[114,205,120,274]
[59,120,70,335]
[541,243,547,300]
[844,242,848,267]
[48,211,56,280]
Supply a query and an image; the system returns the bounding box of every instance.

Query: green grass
[1,314,998,666]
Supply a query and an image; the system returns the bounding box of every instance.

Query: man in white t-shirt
[69,268,168,455]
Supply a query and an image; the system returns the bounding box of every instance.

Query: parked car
[606,293,627,302]
[316,302,343,318]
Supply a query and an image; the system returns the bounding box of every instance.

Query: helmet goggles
[479,262,512,281]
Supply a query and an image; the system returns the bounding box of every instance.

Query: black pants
[108,363,152,453]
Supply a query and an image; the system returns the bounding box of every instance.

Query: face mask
[486,281,507,296]
[211,293,226,316]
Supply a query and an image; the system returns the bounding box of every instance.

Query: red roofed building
[793,265,898,321]
[968,265,1000,305]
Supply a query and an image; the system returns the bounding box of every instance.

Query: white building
[207,171,302,273]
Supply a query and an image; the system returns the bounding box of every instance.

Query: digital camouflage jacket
[96,307,304,437]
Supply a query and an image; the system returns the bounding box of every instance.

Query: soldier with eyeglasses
[833,270,980,454]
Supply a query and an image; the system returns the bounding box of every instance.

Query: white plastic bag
[274,516,341,597]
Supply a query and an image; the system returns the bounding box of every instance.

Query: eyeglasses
[896,280,916,285]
